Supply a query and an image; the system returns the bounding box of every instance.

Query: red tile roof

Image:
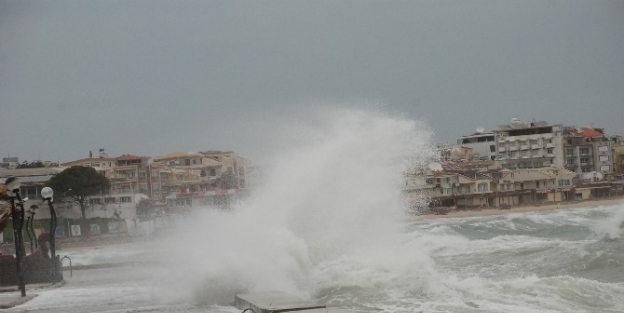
[579,127,603,137]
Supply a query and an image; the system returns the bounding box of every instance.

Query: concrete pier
[235,291,353,313]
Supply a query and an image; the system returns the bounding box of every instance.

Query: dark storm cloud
[1,0,623,164]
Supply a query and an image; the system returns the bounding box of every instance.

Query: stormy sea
[13,109,624,313]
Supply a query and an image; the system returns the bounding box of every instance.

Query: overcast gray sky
[1,0,623,165]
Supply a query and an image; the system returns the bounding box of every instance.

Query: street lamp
[63,188,73,237]
[41,187,59,283]
[26,205,38,253]
[5,177,26,297]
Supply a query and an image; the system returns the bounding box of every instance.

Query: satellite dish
[476,127,485,133]
[428,162,443,172]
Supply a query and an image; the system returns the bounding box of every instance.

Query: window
[580,158,589,164]
[499,183,512,191]
[478,183,488,192]
[566,148,574,155]
[547,148,553,154]
[443,188,452,195]
[120,196,132,203]
[105,197,116,204]
[89,198,102,205]
[490,145,496,152]
[599,155,609,162]
[210,169,216,176]
[580,148,590,155]
[127,172,135,178]
[139,171,147,178]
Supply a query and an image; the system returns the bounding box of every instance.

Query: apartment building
[455,130,497,160]
[493,119,564,170]
[60,152,157,198]
[152,150,249,207]
[613,144,624,175]
[405,166,576,209]
[561,127,624,179]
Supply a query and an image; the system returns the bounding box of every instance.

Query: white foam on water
[591,203,624,239]
[156,108,438,305]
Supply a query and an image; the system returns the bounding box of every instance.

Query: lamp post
[41,187,58,283]
[62,189,72,238]
[26,205,38,253]
[5,177,26,297]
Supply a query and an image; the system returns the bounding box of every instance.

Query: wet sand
[414,197,624,220]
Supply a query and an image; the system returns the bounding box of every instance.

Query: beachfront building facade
[151,150,249,208]
[493,119,565,170]
[561,127,624,180]
[405,166,577,210]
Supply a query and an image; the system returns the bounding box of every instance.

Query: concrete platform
[235,291,353,313]
[0,292,37,309]
[0,281,64,309]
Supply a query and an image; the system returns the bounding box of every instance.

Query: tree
[46,166,110,219]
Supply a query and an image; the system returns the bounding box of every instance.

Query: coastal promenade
[417,196,624,220]
[0,282,63,309]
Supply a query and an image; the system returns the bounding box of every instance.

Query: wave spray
[160,108,437,306]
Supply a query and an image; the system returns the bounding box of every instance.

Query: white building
[456,130,497,160]
[493,119,564,170]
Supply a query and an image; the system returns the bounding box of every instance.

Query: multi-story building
[404,166,577,210]
[1,157,19,169]
[201,151,249,189]
[152,150,249,208]
[493,119,564,170]
[455,130,497,161]
[562,127,600,175]
[613,144,624,176]
[562,127,622,178]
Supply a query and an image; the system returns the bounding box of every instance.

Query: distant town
[406,118,624,213]
[1,118,624,224]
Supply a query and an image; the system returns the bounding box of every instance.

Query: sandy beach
[415,196,624,220]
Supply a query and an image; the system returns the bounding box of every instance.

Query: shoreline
[414,196,624,220]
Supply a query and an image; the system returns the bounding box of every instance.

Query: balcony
[531,144,541,150]
[520,145,529,150]
[499,147,506,152]
[545,143,554,149]
[509,146,518,151]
